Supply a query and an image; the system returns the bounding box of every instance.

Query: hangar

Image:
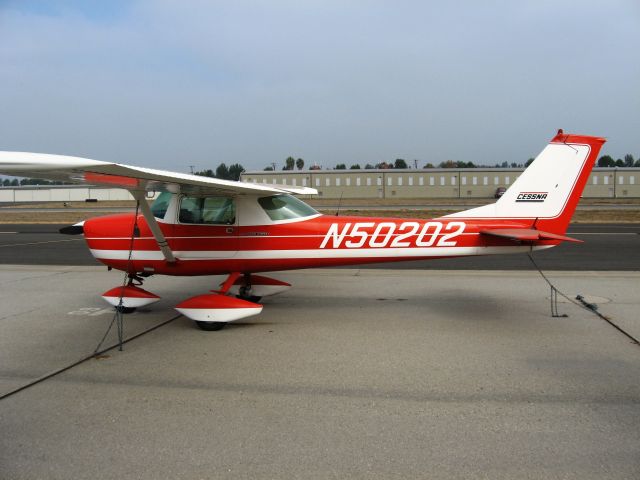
[0,168,638,202]
[241,167,640,199]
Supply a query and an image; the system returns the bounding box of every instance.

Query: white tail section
[445,131,605,232]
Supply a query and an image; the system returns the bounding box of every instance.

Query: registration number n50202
[319,221,466,249]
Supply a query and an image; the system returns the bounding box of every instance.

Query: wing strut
[132,191,176,263]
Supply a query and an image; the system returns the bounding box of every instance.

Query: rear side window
[258,194,318,221]
[179,196,235,224]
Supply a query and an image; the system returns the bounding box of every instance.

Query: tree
[365,163,375,169]
[295,158,304,170]
[438,160,457,168]
[597,155,615,167]
[335,164,346,170]
[284,156,295,170]
[635,159,640,167]
[195,169,214,177]
[394,158,408,169]
[228,163,244,181]
[615,159,624,167]
[525,158,534,167]
[216,163,230,180]
[423,163,435,168]
[500,161,509,168]
[264,166,274,171]
[5,177,68,185]
[19,178,58,185]
[624,154,635,167]
[350,164,361,169]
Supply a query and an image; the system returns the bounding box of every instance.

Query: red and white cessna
[0,130,605,330]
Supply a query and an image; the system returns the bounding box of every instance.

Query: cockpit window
[150,192,172,219]
[258,194,318,221]
[179,196,235,224]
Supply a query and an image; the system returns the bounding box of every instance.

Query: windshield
[258,194,318,221]
[150,192,172,219]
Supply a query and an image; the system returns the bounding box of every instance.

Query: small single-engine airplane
[0,130,605,330]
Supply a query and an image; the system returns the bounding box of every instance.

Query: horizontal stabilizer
[480,228,582,243]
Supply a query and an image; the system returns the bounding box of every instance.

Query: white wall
[0,186,136,202]
[0,189,15,202]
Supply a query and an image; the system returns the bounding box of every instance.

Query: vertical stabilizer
[447,130,606,234]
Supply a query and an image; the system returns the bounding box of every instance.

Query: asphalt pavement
[1,267,639,479]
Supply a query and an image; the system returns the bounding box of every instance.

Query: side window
[179,196,235,224]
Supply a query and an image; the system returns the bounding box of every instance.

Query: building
[0,168,637,203]
[241,168,640,199]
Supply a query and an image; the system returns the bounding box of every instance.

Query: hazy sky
[1,0,638,172]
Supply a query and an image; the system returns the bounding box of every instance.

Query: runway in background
[0,223,637,270]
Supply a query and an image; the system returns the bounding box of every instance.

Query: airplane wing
[0,151,317,264]
[0,151,317,196]
[479,228,582,243]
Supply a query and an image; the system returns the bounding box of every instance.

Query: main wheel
[236,285,262,303]
[236,294,262,303]
[196,321,227,331]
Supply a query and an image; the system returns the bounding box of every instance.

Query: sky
[1,0,638,172]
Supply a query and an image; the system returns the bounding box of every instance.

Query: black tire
[236,294,262,303]
[196,321,227,331]
[115,305,137,314]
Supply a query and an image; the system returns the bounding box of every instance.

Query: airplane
[0,130,606,330]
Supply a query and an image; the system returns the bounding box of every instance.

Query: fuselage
[83,193,556,276]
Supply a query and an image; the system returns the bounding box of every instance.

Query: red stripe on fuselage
[83,213,545,275]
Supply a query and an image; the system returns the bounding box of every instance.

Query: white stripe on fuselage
[89,245,552,261]
[88,232,479,241]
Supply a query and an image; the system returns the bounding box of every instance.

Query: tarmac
[1,266,639,479]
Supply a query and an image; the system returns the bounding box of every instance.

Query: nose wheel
[101,275,161,312]
[115,305,138,314]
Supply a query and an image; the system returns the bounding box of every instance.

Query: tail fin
[447,130,606,235]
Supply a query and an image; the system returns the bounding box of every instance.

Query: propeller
[59,221,84,235]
